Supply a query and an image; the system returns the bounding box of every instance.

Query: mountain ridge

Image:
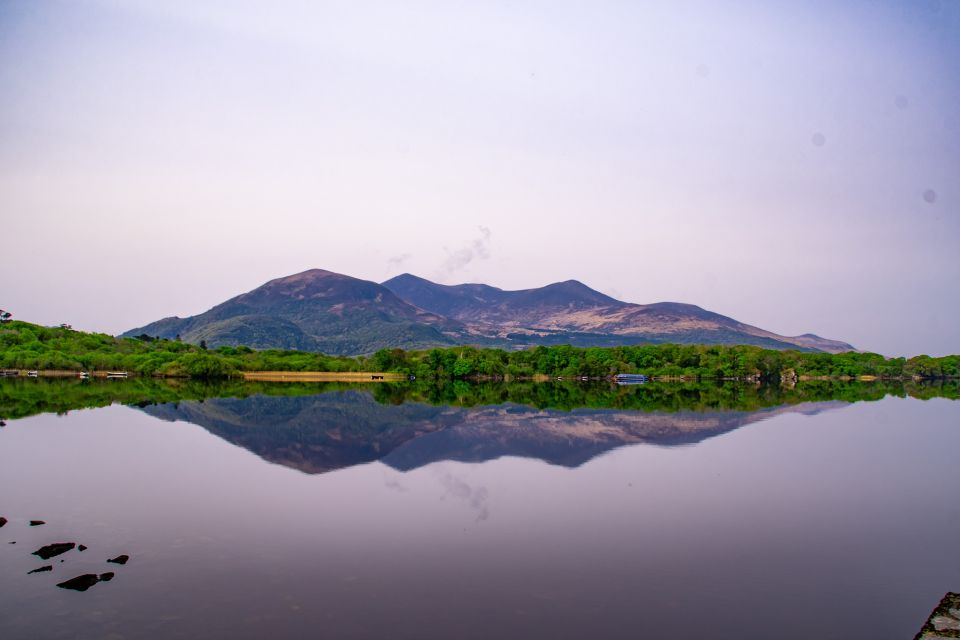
[124,268,855,354]
[382,273,854,354]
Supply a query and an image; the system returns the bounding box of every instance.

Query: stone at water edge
[0,516,7,528]
[27,565,52,575]
[914,592,960,640]
[32,542,76,560]
[29,520,45,527]
[78,545,87,552]
[107,554,129,565]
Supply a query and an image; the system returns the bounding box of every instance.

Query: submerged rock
[56,574,101,592]
[32,542,75,560]
[78,545,87,552]
[0,516,7,528]
[29,520,45,527]
[28,565,52,575]
[56,572,115,591]
[107,554,129,565]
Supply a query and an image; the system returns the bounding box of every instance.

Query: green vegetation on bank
[0,321,365,378]
[0,320,957,381]
[370,344,959,380]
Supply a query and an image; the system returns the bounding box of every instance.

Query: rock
[57,574,101,592]
[916,592,960,639]
[28,565,52,575]
[99,572,115,582]
[0,516,7,528]
[107,554,129,565]
[32,542,76,560]
[78,545,87,552]
[29,520,45,527]
[8,541,15,544]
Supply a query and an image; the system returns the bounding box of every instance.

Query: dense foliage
[371,344,958,380]
[0,321,956,381]
[0,321,366,378]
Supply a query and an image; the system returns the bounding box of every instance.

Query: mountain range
[124,268,854,354]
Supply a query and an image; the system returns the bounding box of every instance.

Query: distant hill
[125,268,855,354]
[382,273,855,353]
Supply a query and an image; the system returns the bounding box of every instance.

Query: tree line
[0,320,956,381]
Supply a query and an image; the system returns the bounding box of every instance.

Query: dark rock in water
[57,574,101,592]
[33,542,75,560]
[78,545,87,552]
[107,554,129,565]
[29,520,45,527]
[28,565,52,575]
[99,572,115,582]
[9,541,15,544]
[0,516,7,528]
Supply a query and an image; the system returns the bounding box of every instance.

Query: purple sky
[2,1,958,356]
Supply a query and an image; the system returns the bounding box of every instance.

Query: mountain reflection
[140,388,845,474]
[3,378,956,475]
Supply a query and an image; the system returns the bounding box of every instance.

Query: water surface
[0,381,957,639]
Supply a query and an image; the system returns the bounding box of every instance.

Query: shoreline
[2,369,957,383]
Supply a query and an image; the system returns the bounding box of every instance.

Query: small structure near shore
[614,373,648,385]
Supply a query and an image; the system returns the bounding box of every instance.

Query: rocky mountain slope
[383,273,854,353]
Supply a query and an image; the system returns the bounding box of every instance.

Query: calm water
[0,382,958,639]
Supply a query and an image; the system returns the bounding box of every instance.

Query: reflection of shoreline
[2,377,956,423]
[139,392,850,475]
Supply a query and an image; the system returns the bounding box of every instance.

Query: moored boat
[614,373,648,385]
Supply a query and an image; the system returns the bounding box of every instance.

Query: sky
[1,0,958,357]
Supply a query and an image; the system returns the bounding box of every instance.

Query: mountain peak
[268,268,345,284]
[526,279,621,307]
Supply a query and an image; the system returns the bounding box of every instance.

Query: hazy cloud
[387,253,412,269]
[384,477,409,493]
[435,468,489,522]
[437,227,492,278]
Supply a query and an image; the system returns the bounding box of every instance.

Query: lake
[1,380,958,639]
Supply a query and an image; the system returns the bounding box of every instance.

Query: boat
[78,371,90,379]
[106,371,129,378]
[614,373,648,385]
[27,370,39,378]
[0,370,19,377]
